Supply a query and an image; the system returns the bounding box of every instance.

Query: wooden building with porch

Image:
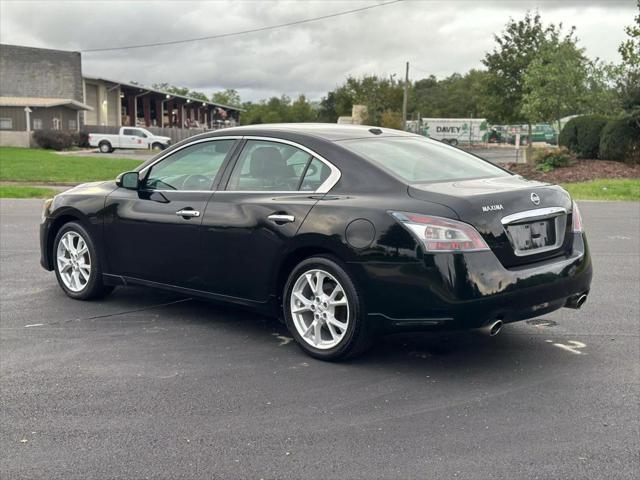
[83,76,242,138]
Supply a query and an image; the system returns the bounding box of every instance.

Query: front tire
[283,255,371,361]
[53,222,114,300]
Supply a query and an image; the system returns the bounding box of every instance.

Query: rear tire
[53,221,114,300]
[98,141,112,153]
[449,138,459,147]
[283,255,372,361]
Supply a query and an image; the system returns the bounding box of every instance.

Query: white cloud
[0,0,635,101]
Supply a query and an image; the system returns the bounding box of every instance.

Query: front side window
[226,140,313,191]
[144,139,235,191]
[340,136,509,183]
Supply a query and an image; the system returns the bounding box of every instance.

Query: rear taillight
[572,201,583,232]
[391,211,490,252]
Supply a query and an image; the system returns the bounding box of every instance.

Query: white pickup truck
[88,127,171,153]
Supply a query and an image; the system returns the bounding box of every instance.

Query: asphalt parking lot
[1,199,638,479]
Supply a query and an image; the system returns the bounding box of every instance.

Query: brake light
[390,212,490,252]
[572,201,583,232]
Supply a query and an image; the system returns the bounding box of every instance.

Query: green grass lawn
[0,185,60,199]
[562,179,640,201]
[0,147,142,183]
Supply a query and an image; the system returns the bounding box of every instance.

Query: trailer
[421,118,489,146]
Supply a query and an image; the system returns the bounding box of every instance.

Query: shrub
[32,130,79,150]
[534,147,575,172]
[599,116,640,164]
[559,115,609,159]
[558,118,579,152]
[77,130,90,148]
[575,115,609,159]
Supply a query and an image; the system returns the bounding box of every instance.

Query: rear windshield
[340,136,510,183]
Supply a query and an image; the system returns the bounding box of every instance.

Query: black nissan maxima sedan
[40,124,592,360]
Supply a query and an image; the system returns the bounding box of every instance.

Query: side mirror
[116,171,140,190]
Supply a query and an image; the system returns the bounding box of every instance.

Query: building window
[33,118,43,130]
[52,118,61,130]
[0,118,13,130]
[69,119,77,130]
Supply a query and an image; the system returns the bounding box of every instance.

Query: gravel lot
[1,199,638,479]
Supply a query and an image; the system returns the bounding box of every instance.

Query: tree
[618,0,640,126]
[211,88,241,107]
[187,91,209,102]
[410,70,491,119]
[521,37,589,132]
[152,83,189,96]
[584,59,623,116]
[289,95,317,122]
[151,83,207,101]
[318,75,403,125]
[482,11,571,124]
[380,110,403,129]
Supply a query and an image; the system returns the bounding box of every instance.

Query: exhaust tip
[566,293,588,309]
[489,320,503,336]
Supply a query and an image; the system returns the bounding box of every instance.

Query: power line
[82,0,404,53]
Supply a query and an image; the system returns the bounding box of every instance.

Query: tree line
[160,5,640,131]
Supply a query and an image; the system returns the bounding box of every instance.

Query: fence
[83,124,232,144]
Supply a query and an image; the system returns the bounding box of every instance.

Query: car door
[121,128,146,149]
[199,137,339,302]
[103,137,239,288]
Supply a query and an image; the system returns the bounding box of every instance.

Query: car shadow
[97,287,578,381]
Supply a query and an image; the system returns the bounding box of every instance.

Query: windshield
[341,136,509,183]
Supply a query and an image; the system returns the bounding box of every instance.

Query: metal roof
[83,75,244,112]
[0,96,93,110]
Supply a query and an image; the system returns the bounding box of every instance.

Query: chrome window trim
[137,135,341,195]
[501,207,568,257]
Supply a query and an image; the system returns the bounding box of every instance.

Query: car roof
[211,123,420,142]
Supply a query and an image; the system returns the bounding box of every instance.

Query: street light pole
[402,61,409,131]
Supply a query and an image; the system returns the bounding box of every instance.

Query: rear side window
[299,158,331,191]
[341,137,509,183]
[226,140,313,191]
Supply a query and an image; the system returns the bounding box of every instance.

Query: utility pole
[402,61,409,131]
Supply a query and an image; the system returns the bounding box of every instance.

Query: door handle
[176,209,200,218]
[268,214,295,224]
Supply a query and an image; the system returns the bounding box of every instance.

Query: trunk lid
[408,175,573,267]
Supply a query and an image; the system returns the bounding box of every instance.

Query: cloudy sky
[0,0,636,102]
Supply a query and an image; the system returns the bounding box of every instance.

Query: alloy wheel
[290,269,350,349]
[56,231,91,292]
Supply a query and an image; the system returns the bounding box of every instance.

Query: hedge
[559,115,609,159]
[32,130,80,150]
[558,118,579,153]
[599,117,640,164]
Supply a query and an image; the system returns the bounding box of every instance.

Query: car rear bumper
[354,233,592,333]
